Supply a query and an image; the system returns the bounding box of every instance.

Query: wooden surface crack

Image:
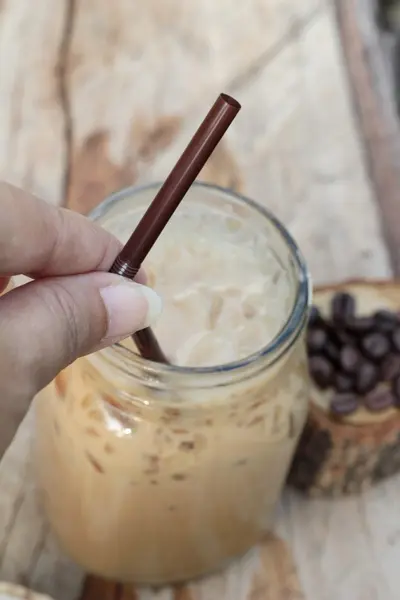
[56,0,75,207]
[228,1,326,93]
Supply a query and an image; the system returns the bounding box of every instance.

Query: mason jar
[35,182,310,585]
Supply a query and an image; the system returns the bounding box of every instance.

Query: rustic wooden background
[1,1,400,599]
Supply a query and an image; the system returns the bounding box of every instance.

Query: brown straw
[109,93,241,362]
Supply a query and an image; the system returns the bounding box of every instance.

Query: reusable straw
[109,93,241,362]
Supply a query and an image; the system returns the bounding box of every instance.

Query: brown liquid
[35,190,309,584]
[35,341,308,584]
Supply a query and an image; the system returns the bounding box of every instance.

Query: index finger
[0,183,123,277]
[0,277,9,294]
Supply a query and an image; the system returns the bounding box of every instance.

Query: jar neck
[88,302,308,393]
[87,181,311,392]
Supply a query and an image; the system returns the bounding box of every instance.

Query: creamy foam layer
[112,204,292,367]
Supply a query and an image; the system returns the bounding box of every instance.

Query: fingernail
[100,282,162,341]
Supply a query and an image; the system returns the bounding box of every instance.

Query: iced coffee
[35,183,310,584]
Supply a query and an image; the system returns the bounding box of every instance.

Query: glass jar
[35,183,310,585]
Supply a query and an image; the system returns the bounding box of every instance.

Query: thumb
[0,272,162,397]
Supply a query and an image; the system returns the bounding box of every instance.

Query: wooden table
[1,1,400,599]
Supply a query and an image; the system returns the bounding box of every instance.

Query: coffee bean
[340,345,361,375]
[307,328,327,354]
[374,310,399,333]
[380,354,400,381]
[334,372,354,393]
[322,325,342,348]
[332,292,356,324]
[392,376,400,406]
[360,333,390,362]
[345,316,374,336]
[333,327,353,347]
[324,341,340,365]
[391,328,400,353]
[355,361,378,394]
[330,393,358,418]
[309,356,333,389]
[308,305,324,328]
[364,388,394,412]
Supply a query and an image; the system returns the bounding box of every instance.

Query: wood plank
[64,0,322,214]
[273,7,400,599]
[0,1,397,600]
[231,2,392,284]
[0,2,79,598]
[0,0,68,205]
[279,476,400,600]
[137,3,392,284]
[336,0,400,275]
[65,0,393,284]
[0,408,84,599]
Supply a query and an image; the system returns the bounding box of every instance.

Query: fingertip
[134,267,147,285]
[0,277,10,294]
[100,281,162,341]
[134,283,163,328]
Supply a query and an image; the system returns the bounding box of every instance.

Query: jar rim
[90,181,311,378]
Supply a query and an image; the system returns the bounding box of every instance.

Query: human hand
[0,183,162,456]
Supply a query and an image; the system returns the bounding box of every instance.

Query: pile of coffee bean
[307,292,400,417]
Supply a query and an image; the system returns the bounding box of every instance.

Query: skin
[0,183,158,459]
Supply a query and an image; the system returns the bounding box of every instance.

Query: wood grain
[66,1,392,284]
[135,3,392,284]
[336,0,400,275]
[0,0,68,205]
[0,0,398,599]
[64,0,323,214]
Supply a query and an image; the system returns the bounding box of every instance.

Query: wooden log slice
[289,279,400,496]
